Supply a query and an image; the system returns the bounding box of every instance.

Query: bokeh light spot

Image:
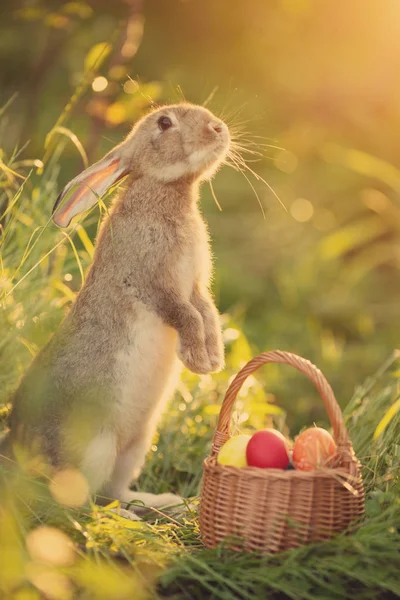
[92,76,108,92]
[109,65,127,80]
[27,564,72,600]
[224,328,240,342]
[45,14,70,29]
[63,2,93,18]
[106,103,127,126]
[361,188,390,213]
[26,527,75,567]
[274,149,298,173]
[122,42,138,58]
[49,469,89,508]
[123,79,139,94]
[290,198,314,222]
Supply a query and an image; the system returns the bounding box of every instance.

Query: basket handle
[211,350,351,457]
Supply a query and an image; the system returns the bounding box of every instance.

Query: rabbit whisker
[225,151,266,219]
[209,179,223,212]
[202,86,219,109]
[230,149,287,213]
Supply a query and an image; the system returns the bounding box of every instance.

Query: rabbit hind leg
[80,429,117,496]
[102,437,183,511]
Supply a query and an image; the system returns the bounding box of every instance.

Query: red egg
[246,429,290,469]
[292,427,336,471]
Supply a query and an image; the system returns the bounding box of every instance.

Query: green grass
[1,351,399,600]
[1,97,399,600]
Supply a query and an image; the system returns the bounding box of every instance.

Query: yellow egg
[217,435,251,467]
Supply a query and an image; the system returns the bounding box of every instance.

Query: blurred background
[1,0,400,428]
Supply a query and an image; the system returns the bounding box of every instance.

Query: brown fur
[3,103,230,510]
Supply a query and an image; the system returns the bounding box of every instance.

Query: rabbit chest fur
[113,309,180,449]
[84,177,212,449]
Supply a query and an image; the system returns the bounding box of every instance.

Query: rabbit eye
[158,116,172,131]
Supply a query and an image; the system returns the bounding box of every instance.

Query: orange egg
[292,427,336,471]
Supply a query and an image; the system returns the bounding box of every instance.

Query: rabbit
[1,103,230,515]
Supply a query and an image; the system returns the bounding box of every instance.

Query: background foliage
[0,1,399,599]
[2,0,400,426]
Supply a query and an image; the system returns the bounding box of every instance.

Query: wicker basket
[200,350,365,554]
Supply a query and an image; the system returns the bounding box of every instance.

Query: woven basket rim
[203,455,362,483]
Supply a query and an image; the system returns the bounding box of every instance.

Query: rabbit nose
[208,121,224,134]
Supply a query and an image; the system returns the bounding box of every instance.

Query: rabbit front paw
[178,340,212,374]
[205,331,225,373]
[207,346,225,372]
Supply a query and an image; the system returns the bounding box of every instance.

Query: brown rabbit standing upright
[1,104,230,516]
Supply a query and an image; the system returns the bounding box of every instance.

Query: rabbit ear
[53,151,130,227]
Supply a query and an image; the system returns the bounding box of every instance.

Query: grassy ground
[0,98,399,599]
[0,351,399,599]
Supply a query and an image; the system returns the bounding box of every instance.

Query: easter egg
[217,435,251,467]
[246,429,290,469]
[292,427,336,471]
